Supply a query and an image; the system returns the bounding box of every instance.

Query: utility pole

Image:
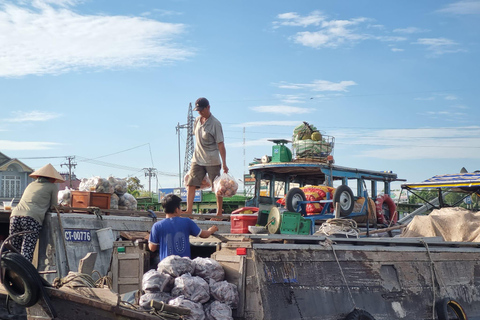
[61,156,77,188]
[143,168,157,194]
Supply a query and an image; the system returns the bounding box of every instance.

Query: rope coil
[315,218,359,237]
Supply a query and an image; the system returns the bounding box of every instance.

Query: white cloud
[274,12,406,49]
[391,48,404,52]
[444,95,458,100]
[393,27,428,34]
[277,80,357,92]
[5,111,62,122]
[232,121,301,128]
[342,127,480,160]
[0,1,193,77]
[292,18,370,48]
[436,0,480,14]
[0,140,61,150]
[274,11,325,28]
[273,94,307,104]
[413,38,465,56]
[250,105,314,116]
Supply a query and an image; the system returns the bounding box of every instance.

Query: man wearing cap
[9,163,64,262]
[185,97,228,217]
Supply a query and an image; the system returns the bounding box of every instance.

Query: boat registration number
[64,229,92,242]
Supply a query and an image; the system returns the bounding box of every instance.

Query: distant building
[0,152,34,201]
[58,172,81,191]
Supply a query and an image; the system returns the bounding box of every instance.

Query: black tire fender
[333,185,355,217]
[1,252,41,307]
[285,188,306,212]
[436,298,467,320]
[345,308,375,320]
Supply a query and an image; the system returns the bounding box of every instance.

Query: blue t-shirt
[149,217,202,261]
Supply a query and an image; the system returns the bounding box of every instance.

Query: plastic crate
[231,214,258,234]
[280,211,302,234]
[298,219,311,235]
[280,211,311,235]
[256,210,270,226]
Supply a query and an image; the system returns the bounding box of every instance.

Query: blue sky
[1,0,479,192]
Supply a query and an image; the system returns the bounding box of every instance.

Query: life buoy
[436,298,467,320]
[375,194,398,225]
[345,308,375,320]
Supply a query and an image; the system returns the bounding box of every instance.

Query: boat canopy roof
[402,172,480,192]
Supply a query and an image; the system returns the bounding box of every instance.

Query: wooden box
[71,191,111,209]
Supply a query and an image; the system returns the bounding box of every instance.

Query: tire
[285,188,306,212]
[1,252,41,307]
[345,308,375,320]
[436,298,467,320]
[333,185,355,217]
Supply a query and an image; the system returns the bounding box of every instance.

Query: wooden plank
[120,231,149,241]
[78,252,97,275]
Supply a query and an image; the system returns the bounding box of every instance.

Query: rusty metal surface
[215,237,480,320]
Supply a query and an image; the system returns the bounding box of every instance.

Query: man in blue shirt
[148,194,218,261]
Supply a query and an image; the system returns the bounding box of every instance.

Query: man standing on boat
[185,97,228,218]
[149,194,218,260]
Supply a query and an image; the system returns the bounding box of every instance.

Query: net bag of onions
[213,173,238,198]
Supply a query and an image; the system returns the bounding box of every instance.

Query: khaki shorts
[187,163,221,188]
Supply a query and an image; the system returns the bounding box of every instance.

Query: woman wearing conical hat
[9,163,64,262]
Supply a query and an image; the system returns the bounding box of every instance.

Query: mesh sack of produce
[171,273,210,304]
[293,122,317,141]
[158,255,195,278]
[139,292,172,309]
[57,187,72,206]
[209,280,239,308]
[118,193,137,210]
[193,257,225,282]
[204,300,233,320]
[108,176,128,195]
[110,193,119,210]
[169,295,206,320]
[184,173,212,190]
[142,269,174,293]
[213,173,238,198]
[79,176,114,193]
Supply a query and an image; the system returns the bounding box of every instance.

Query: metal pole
[177,123,182,187]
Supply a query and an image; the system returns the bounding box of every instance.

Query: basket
[292,135,335,162]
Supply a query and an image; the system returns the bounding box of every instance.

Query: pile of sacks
[140,255,238,320]
[79,176,137,210]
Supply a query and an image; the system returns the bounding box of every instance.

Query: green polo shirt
[11,177,58,224]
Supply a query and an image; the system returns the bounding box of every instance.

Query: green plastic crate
[257,210,270,226]
[298,219,311,235]
[280,211,301,234]
[279,211,311,235]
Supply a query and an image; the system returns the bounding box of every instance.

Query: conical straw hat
[29,163,65,183]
